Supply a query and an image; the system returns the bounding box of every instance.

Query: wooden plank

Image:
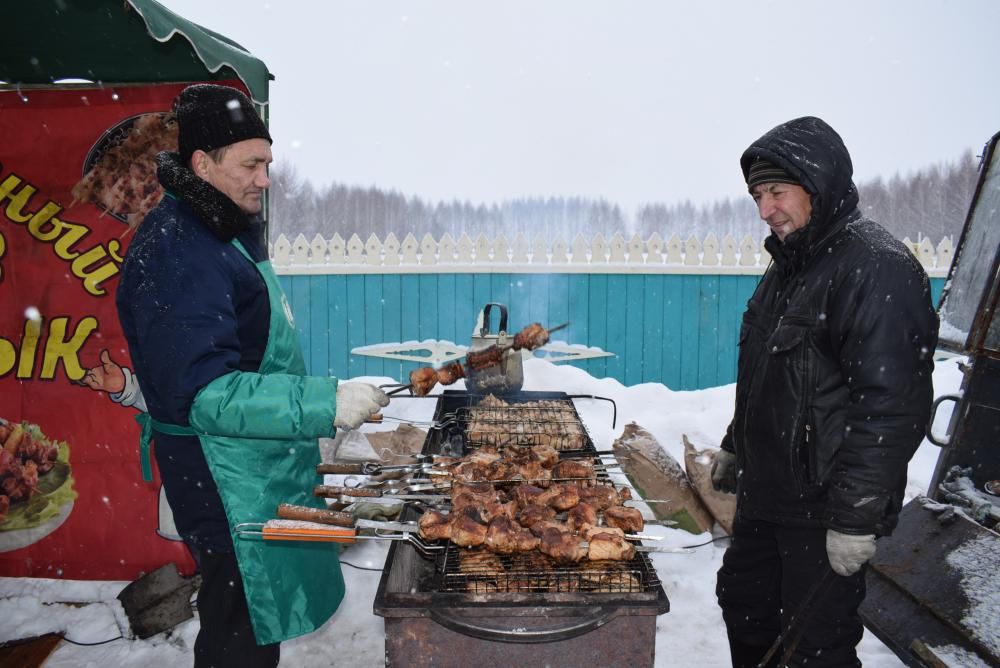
[454,273,476,347]
[381,273,403,382]
[547,274,570,333]
[346,274,366,379]
[662,275,683,390]
[679,275,700,390]
[566,273,589,375]
[418,274,438,343]
[524,274,548,332]
[308,275,330,376]
[697,274,719,388]
[291,274,311,373]
[605,275,627,381]
[436,273,457,347]
[586,274,608,378]
[490,273,513,326]
[399,275,421,379]
[326,275,349,380]
[472,273,492,322]
[641,275,663,383]
[363,275,384,377]
[716,275,741,386]
[929,276,945,307]
[623,274,644,386]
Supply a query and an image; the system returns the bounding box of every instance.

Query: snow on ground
[0,354,966,666]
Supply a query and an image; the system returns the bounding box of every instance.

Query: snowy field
[0,355,965,667]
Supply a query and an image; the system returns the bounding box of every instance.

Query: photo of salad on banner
[0,418,77,550]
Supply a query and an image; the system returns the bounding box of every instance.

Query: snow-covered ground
[0,355,965,667]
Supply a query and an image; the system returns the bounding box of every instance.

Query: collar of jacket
[155,151,252,242]
[765,208,862,276]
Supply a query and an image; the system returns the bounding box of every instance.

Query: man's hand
[711,449,737,493]
[334,382,390,430]
[826,530,876,576]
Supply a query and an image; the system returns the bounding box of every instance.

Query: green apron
[139,238,345,645]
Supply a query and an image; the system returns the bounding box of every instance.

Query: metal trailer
[859,131,1000,668]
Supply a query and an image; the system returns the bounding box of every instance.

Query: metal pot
[465,303,523,395]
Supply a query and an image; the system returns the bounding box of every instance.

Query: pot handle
[480,303,509,336]
[428,605,616,643]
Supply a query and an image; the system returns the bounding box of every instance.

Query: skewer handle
[276,503,356,527]
[314,484,380,498]
[262,520,358,543]
[317,463,367,475]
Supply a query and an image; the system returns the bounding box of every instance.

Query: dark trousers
[716,516,865,668]
[193,549,280,668]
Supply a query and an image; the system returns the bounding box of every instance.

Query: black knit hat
[174,84,272,165]
[746,159,800,192]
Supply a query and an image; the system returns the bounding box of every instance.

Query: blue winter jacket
[116,153,271,551]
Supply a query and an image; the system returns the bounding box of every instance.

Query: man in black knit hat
[711,117,938,667]
[116,84,388,667]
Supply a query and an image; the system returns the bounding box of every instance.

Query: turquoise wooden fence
[277,272,946,391]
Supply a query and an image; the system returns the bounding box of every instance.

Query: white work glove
[826,530,876,576]
[710,449,737,493]
[334,382,390,430]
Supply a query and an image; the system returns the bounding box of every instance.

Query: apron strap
[135,413,198,482]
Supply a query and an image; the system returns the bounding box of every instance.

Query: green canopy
[3,0,271,103]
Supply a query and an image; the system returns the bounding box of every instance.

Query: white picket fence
[270,231,953,277]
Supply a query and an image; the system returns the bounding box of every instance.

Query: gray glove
[350,502,403,521]
[826,530,876,576]
[710,449,737,493]
[334,382,390,430]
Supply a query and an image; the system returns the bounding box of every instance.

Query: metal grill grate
[437,545,661,594]
[456,399,592,451]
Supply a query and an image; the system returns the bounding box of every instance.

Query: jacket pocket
[765,321,813,494]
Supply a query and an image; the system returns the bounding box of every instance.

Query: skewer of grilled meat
[408,361,467,397]
[465,322,566,371]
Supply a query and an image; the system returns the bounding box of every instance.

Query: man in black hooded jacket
[711,117,938,667]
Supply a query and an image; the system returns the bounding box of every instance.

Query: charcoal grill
[374,390,669,667]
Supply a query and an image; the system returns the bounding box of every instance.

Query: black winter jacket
[116,153,271,551]
[721,117,938,536]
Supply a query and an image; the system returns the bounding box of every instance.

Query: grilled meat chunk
[586,532,635,562]
[566,501,598,531]
[581,525,625,541]
[466,345,505,371]
[513,484,546,508]
[538,526,586,564]
[450,506,489,547]
[485,516,541,554]
[577,484,624,511]
[409,366,439,396]
[436,361,466,386]
[551,459,596,485]
[604,506,644,533]
[513,323,550,351]
[517,504,557,529]
[535,483,580,511]
[417,510,452,542]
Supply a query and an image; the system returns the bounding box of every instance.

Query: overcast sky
[160,0,999,212]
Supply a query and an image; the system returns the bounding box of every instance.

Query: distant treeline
[269,150,979,244]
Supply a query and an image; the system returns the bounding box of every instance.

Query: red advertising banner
[0,80,249,579]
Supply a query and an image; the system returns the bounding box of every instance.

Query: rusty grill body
[374,390,669,667]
